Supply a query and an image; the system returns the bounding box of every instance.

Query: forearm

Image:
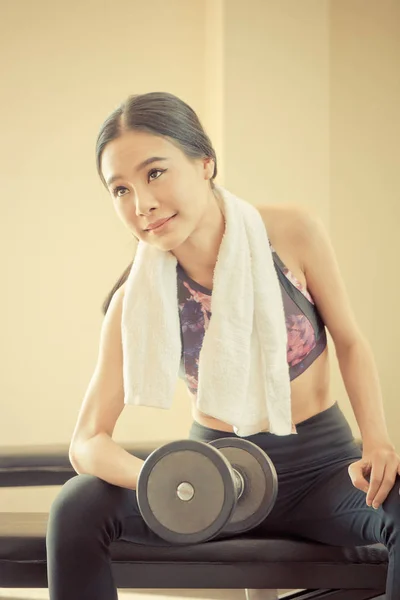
[70,433,144,490]
[336,337,392,448]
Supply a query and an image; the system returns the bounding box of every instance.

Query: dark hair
[98,92,218,314]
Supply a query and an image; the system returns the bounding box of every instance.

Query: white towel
[121,186,293,437]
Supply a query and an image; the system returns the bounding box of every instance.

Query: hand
[348,443,400,509]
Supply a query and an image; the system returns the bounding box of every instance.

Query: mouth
[145,214,177,233]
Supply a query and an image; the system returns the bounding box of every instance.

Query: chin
[149,221,192,253]
[153,237,186,253]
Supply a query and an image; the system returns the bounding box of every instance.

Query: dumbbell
[136,437,278,545]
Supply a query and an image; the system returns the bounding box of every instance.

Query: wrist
[361,435,394,452]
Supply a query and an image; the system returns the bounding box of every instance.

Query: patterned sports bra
[177,246,327,396]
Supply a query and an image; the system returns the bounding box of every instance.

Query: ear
[202,156,215,180]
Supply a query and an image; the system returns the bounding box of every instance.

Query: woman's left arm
[294,207,400,509]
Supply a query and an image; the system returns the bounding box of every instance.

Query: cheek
[114,202,128,222]
[114,202,139,230]
[167,170,198,202]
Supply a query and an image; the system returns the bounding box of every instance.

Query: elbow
[335,334,369,361]
[68,433,104,474]
[69,441,85,473]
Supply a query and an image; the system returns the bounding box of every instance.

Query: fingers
[365,458,385,507]
[348,461,369,494]
[349,453,400,509]
[367,464,398,509]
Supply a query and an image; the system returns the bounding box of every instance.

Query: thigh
[119,490,173,547]
[282,462,388,547]
[49,474,170,547]
[102,480,173,546]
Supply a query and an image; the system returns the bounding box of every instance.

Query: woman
[46,92,400,599]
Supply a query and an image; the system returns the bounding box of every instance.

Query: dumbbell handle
[232,467,245,500]
[176,467,244,503]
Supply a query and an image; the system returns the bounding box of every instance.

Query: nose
[133,189,158,217]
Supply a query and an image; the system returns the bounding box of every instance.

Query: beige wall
[223,0,330,222]
[1,0,399,511]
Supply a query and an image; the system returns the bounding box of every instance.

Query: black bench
[0,443,388,599]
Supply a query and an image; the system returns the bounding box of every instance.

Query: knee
[383,477,400,515]
[47,474,116,544]
[381,477,400,538]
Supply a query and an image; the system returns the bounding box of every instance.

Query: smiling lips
[145,215,176,231]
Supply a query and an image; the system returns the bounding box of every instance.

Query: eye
[112,186,128,198]
[148,168,165,182]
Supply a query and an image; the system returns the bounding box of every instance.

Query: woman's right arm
[69,284,144,490]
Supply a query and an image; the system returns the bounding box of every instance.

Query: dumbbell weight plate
[208,438,278,535]
[137,439,238,544]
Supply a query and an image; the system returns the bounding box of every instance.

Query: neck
[171,187,225,283]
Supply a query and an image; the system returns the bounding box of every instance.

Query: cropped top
[177,246,327,396]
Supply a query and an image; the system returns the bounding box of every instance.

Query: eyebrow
[105,156,168,187]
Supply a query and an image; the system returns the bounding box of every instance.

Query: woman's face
[100,130,215,251]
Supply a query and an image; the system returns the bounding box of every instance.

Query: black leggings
[46,403,400,599]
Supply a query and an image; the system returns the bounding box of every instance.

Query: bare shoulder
[255,203,318,244]
[116,281,127,297]
[255,203,321,282]
[109,281,127,306]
